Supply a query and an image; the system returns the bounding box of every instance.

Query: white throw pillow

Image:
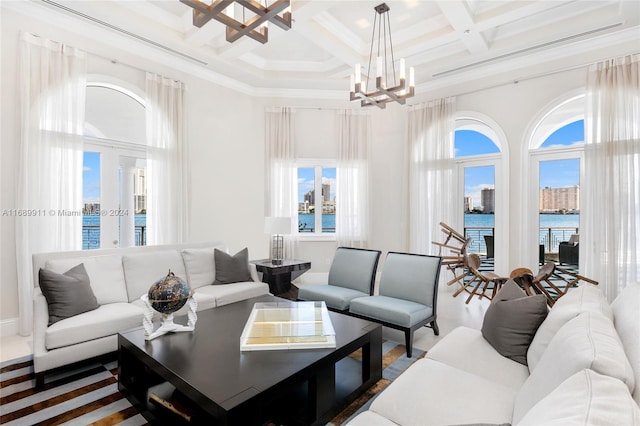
[122,251,187,302]
[181,248,216,289]
[527,285,612,371]
[514,311,635,424]
[45,255,127,305]
[517,369,640,426]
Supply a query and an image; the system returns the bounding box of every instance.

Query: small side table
[251,259,311,300]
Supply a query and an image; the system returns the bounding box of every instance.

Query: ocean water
[464,213,579,228]
[298,213,335,232]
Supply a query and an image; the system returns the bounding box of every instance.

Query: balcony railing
[463,226,579,256]
[82,225,146,250]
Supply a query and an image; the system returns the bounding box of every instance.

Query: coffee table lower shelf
[119,344,379,425]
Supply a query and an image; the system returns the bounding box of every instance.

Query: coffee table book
[240,301,336,351]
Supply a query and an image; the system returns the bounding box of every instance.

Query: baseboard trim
[1,318,19,337]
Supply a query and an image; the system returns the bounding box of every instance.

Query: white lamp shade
[264,217,292,235]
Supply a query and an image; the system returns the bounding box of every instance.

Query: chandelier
[350,3,415,108]
[180,0,292,44]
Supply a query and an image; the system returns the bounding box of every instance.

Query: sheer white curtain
[265,107,297,257]
[16,32,86,335]
[145,73,189,245]
[407,97,456,254]
[583,54,640,301]
[336,109,371,248]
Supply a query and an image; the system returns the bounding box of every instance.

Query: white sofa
[32,241,270,386]
[348,283,640,425]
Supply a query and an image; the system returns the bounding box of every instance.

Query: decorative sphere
[148,270,191,314]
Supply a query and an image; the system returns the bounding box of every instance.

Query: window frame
[454,112,509,274]
[295,159,337,241]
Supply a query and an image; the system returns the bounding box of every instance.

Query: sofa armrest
[33,288,49,359]
[249,263,261,283]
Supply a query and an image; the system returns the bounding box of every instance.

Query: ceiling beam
[436,0,488,54]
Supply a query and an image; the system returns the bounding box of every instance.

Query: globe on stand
[141,270,198,340]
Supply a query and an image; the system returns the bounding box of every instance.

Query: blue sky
[83,151,100,204]
[298,168,336,202]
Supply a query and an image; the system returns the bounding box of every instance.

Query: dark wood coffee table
[118,295,382,425]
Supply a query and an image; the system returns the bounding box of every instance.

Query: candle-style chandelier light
[350,3,415,108]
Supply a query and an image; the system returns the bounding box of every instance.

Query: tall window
[297,164,336,235]
[454,117,505,265]
[82,82,147,249]
[534,121,583,263]
[529,94,584,267]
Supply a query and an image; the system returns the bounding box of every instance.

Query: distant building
[304,183,331,208]
[304,190,314,205]
[133,168,146,213]
[322,183,330,203]
[464,196,473,212]
[539,185,580,212]
[481,188,495,213]
[83,203,100,214]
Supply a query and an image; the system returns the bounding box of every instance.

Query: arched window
[82,78,147,249]
[454,113,508,273]
[528,93,585,271]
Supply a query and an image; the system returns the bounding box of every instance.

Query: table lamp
[264,217,291,265]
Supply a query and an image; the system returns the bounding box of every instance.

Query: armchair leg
[430,320,440,336]
[404,330,413,358]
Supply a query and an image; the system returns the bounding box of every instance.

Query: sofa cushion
[39,264,99,326]
[123,251,187,302]
[196,281,270,307]
[349,295,431,327]
[527,284,613,370]
[181,248,216,289]
[298,285,369,311]
[426,326,529,391]
[481,280,548,365]
[611,281,640,405]
[368,358,516,425]
[518,369,640,426]
[45,302,144,350]
[213,248,252,284]
[513,311,636,424]
[45,255,128,305]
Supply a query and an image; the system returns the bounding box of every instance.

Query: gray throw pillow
[481,279,548,365]
[39,263,99,326]
[213,248,252,284]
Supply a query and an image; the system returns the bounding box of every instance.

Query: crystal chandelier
[350,3,415,108]
[180,0,292,44]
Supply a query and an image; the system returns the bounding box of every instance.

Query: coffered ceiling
[7,0,640,99]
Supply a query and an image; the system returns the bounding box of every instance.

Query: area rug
[0,341,424,426]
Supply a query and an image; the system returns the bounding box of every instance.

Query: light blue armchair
[297,247,382,311]
[349,252,442,357]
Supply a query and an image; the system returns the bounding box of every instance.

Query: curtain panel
[583,54,640,301]
[145,73,189,245]
[336,109,371,248]
[265,107,297,258]
[407,97,456,255]
[16,32,87,335]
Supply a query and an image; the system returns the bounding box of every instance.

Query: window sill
[296,234,336,242]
